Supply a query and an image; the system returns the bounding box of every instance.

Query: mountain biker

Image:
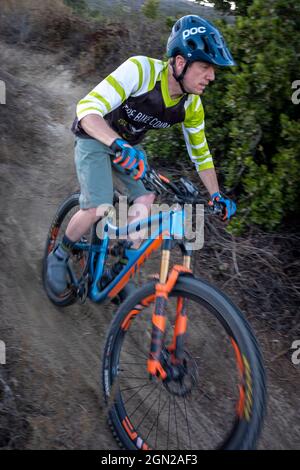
[47,15,237,296]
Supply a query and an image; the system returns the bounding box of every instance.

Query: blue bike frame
[71,208,186,303]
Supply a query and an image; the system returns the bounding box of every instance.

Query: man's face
[175,57,216,95]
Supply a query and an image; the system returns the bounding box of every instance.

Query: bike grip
[158,173,170,184]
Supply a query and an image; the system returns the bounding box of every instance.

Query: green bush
[145,0,300,233]
[142,0,160,20]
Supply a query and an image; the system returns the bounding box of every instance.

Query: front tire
[102,275,267,450]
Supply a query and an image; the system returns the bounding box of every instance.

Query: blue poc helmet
[167,15,236,67]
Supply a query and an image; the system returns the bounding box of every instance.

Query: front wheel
[102,275,267,450]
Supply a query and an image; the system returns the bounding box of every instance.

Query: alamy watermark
[291,80,300,105]
[0,340,6,365]
[95,197,205,250]
[291,340,300,365]
[0,80,6,105]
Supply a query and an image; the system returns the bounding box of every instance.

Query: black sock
[61,234,76,253]
[55,235,76,259]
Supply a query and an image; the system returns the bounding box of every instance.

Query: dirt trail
[0,43,119,449]
[0,42,299,450]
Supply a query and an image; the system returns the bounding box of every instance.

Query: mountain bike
[42,169,267,450]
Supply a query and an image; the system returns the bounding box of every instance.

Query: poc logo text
[183,26,206,40]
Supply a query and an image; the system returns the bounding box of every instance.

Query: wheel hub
[160,349,199,397]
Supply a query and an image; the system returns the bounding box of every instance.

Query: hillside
[86,0,232,20]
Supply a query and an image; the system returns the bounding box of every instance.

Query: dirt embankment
[0,41,120,449]
[0,38,300,449]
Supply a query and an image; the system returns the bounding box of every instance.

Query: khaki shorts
[74,137,152,209]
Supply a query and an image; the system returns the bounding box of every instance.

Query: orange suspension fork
[147,241,191,378]
[168,255,191,364]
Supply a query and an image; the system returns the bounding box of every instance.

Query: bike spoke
[123,381,154,405]
[173,395,179,449]
[135,384,160,430]
[167,397,171,450]
[183,395,192,448]
[121,348,148,360]
[120,376,149,380]
[172,394,197,448]
[147,393,170,448]
[120,362,147,366]
[154,387,162,449]
[120,382,154,393]
[127,385,159,418]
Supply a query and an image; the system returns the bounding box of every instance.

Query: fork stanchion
[159,245,171,284]
[147,240,171,379]
[147,238,192,379]
[168,250,191,363]
[183,254,191,270]
[147,284,169,379]
[168,296,188,364]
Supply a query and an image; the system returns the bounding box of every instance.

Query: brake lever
[208,200,225,217]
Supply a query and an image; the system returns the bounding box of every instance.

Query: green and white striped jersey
[72,56,214,172]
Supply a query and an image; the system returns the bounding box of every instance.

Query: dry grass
[1,0,71,19]
[0,0,73,45]
[0,0,129,79]
[0,0,168,81]
[193,219,300,339]
[1,0,68,11]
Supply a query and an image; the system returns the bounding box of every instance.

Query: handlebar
[140,168,225,217]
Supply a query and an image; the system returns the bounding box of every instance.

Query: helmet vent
[175,21,181,32]
[202,37,210,55]
[187,40,197,51]
[211,32,222,46]
[220,48,227,60]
